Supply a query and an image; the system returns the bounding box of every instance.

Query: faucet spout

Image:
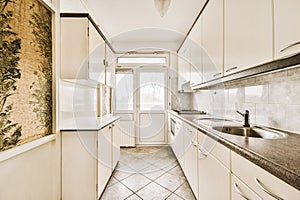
[236,110,250,127]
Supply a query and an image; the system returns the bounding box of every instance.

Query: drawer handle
[255,178,284,200]
[213,72,222,77]
[225,66,238,73]
[234,182,251,200]
[191,141,198,147]
[280,41,300,53]
[198,148,208,158]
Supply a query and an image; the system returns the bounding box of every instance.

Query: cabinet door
[89,21,105,84]
[98,126,112,197]
[232,152,300,200]
[62,131,97,200]
[105,44,116,87]
[178,44,192,92]
[232,174,262,200]
[189,17,203,86]
[61,18,89,79]
[224,0,273,75]
[202,0,223,82]
[183,127,198,199]
[274,0,300,59]
[198,151,230,200]
[112,124,120,169]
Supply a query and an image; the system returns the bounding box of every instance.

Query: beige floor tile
[155,172,185,192]
[107,177,119,187]
[139,165,166,180]
[153,158,178,171]
[166,193,184,200]
[100,182,133,200]
[136,182,171,200]
[121,173,151,192]
[113,169,135,181]
[102,146,194,200]
[167,165,185,179]
[125,194,142,200]
[174,181,196,200]
[127,158,152,172]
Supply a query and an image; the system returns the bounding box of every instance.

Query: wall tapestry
[0,0,52,151]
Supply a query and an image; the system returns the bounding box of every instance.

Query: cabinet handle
[213,72,222,77]
[233,182,251,200]
[280,41,300,53]
[198,148,208,158]
[191,141,198,147]
[225,66,238,73]
[254,178,284,200]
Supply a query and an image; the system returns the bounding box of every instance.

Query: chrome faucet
[236,110,250,127]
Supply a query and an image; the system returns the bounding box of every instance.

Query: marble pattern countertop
[168,110,300,191]
[60,114,120,131]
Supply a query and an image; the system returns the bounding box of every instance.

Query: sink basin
[194,117,234,124]
[212,126,287,139]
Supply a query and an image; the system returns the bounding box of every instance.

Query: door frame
[135,67,169,145]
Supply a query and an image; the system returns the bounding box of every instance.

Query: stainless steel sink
[212,126,287,139]
[194,117,234,124]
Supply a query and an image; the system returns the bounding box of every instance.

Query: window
[117,57,166,64]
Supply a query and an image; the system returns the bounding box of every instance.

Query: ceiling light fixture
[154,0,171,17]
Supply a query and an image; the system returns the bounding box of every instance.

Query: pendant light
[154,0,171,17]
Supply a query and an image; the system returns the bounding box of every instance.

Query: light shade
[154,0,171,17]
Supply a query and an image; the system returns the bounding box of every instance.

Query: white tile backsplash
[245,85,268,103]
[192,66,300,134]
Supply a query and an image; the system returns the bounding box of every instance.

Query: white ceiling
[83,0,206,53]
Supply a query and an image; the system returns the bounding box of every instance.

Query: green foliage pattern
[0,0,22,150]
[29,3,52,135]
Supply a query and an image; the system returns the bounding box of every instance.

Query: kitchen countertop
[60,114,120,131]
[168,110,300,191]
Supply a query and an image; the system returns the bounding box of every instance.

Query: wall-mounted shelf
[191,53,300,90]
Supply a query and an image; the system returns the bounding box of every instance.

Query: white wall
[192,65,300,134]
[60,0,88,12]
[0,138,59,200]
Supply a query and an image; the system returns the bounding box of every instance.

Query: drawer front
[232,152,300,200]
[198,131,230,169]
[232,174,262,200]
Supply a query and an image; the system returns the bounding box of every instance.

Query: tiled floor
[100,146,196,200]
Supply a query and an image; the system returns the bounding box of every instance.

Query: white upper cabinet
[178,43,193,92]
[61,17,106,84]
[202,0,223,82]
[105,44,116,88]
[274,0,300,59]
[224,0,273,75]
[89,21,106,84]
[189,17,203,86]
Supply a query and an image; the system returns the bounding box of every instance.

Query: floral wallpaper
[0,0,52,151]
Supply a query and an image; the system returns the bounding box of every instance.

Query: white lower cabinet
[97,125,113,198]
[197,131,230,200]
[232,174,262,200]
[182,124,198,198]
[232,152,300,200]
[112,124,120,169]
[62,131,98,200]
[61,122,120,200]
[169,115,299,200]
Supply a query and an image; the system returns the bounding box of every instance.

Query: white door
[137,69,168,145]
[115,69,136,147]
